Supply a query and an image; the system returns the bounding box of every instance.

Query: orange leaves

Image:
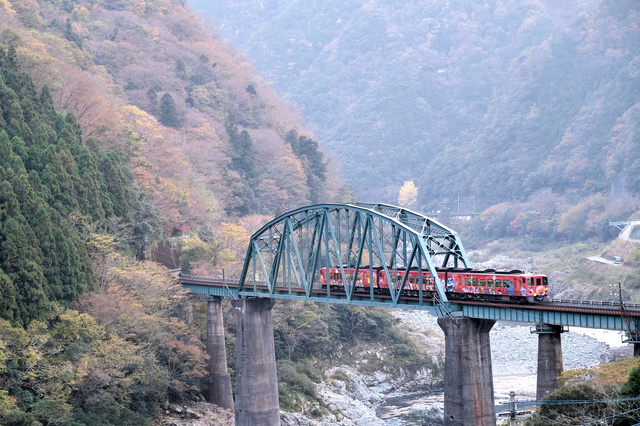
[56,68,124,142]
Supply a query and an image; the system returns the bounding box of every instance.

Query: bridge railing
[550,298,640,309]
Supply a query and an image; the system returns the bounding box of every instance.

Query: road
[586,255,619,266]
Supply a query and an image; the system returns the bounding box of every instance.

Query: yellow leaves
[122,104,156,122]
[0,340,6,374]
[591,357,640,388]
[181,234,209,255]
[71,6,89,21]
[0,0,15,14]
[87,233,119,256]
[560,357,640,389]
[398,180,418,208]
[221,221,250,254]
[0,389,16,416]
[51,310,103,346]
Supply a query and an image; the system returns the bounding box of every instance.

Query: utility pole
[509,391,517,426]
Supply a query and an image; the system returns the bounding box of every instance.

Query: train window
[528,277,534,286]
[494,280,501,288]
[409,276,415,284]
[472,278,479,287]
[480,279,487,287]
[465,278,471,286]
[543,277,548,286]
[503,279,512,287]
[487,279,494,287]
[536,278,541,286]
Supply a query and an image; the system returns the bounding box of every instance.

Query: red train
[319,266,549,303]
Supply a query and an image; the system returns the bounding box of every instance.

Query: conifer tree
[159,92,181,128]
[0,45,138,324]
[0,184,49,326]
[285,130,327,203]
[0,268,16,322]
[226,123,259,214]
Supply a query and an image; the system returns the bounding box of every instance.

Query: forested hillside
[430,0,640,242]
[0,43,217,425]
[1,0,334,238]
[0,46,137,326]
[0,0,345,423]
[190,0,640,244]
[188,0,601,199]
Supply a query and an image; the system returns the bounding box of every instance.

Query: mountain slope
[2,0,335,239]
[429,0,640,203]
[188,0,601,200]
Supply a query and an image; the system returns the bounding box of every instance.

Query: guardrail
[550,299,640,309]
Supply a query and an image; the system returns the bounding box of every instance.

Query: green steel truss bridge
[180,203,640,337]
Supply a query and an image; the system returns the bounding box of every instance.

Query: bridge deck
[179,275,640,332]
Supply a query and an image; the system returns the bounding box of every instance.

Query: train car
[319,266,548,303]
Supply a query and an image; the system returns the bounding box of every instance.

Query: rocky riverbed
[281,308,632,426]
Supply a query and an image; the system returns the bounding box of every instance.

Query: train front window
[543,277,548,286]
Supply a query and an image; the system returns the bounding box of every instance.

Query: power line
[515,395,640,406]
[577,405,640,425]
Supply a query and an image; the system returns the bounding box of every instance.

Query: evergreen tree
[285,130,327,203]
[0,44,141,324]
[100,151,132,222]
[39,85,58,124]
[226,123,259,214]
[159,92,181,128]
[0,185,49,326]
[0,268,17,322]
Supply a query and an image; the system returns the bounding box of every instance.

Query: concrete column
[536,324,564,400]
[206,297,234,410]
[233,297,279,426]
[438,317,496,426]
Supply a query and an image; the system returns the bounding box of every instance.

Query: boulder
[421,402,444,426]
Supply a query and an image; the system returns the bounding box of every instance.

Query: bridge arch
[238,203,470,314]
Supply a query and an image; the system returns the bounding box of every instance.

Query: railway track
[177,274,640,316]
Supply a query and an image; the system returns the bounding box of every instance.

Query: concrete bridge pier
[536,324,564,400]
[438,317,496,426]
[206,296,234,410]
[233,297,280,426]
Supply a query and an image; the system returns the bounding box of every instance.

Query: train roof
[323,265,543,276]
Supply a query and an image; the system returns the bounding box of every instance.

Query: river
[373,317,629,425]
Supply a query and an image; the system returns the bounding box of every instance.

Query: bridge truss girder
[238,203,470,316]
